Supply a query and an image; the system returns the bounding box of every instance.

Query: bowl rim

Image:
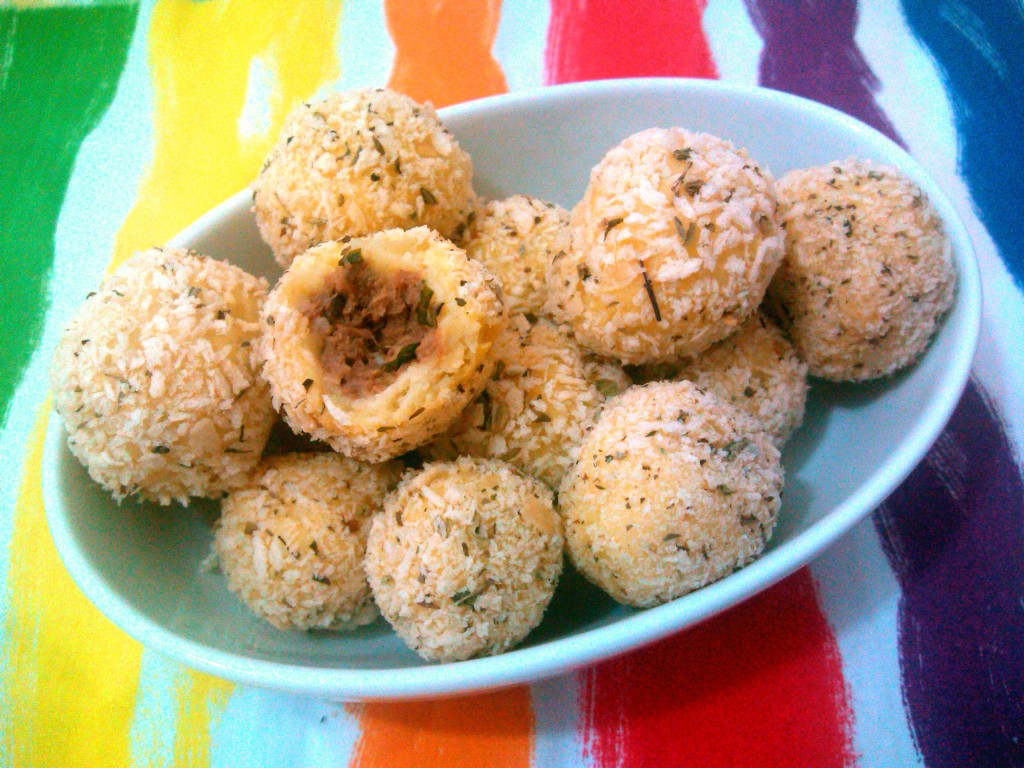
[44,76,982,700]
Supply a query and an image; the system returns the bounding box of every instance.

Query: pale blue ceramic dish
[44,78,981,699]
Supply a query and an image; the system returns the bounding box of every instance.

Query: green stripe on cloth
[0,4,139,425]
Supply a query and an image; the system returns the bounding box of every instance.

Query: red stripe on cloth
[544,0,717,84]
[581,570,857,767]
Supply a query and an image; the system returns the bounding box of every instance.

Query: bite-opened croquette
[259,228,505,462]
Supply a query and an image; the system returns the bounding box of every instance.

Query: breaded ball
[632,312,808,448]
[253,88,475,267]
[422,318,618,489]
[767,158,956,381]
[546,128,784,364]
[559,381,783,608]
[460,195,570,317]
[365,457,563,662]
[259,228,504,463]
[50,247,274,505]
[213,453,403,630]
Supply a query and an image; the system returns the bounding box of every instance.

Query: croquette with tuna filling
[51,247,275,505]
[767,158,955,381]
[559,381,783,608]
[546,128,784,364]
[259,228,505,462]
[213,452,402,631]
[365,457,563,662]
[253,88,476,267]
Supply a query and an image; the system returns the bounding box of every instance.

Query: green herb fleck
[152,445,170,455]
[420,187,437,205]
[603,217,623,239]
[722,439,750,460]
[383,342,419,372]
[639,260,662,322]
[595,379,620,398]
[416,283,440,327]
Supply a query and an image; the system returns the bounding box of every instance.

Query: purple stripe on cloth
[742,0,901,143]
[747,1,1024,763]
[875,382,1024,766]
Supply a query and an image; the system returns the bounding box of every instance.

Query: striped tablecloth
[2,2,1021,765]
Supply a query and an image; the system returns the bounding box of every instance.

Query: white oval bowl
[44,78,981,700]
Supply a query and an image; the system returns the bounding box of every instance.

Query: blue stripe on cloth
[900,0,1024,289]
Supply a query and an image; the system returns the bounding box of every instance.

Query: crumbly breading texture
[559,381,783,608]
[259,228,505,462]
[365,457,563,662]
[422,317,626,489]
[632,312,808,448]
[766,158,955,381]
[546,128,784,364]
[51,247,274,505]
[214,452,402,631]
[253,88,475,267]
[461,195,570,317]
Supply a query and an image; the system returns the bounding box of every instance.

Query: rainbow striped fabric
[1,2,1021,765]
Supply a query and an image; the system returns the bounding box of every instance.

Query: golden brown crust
[422,317,623,489]
[546,128,783,364]
[50,247,274,505]
[559,381,783,608]
[365,457,563,662]
[767,158,955,380]
[214,452,403,630]
[253,88,475,267]
[461,195,570,317]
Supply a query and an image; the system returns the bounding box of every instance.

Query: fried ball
[460,195,570,317]
[259,228,504,463]
[632,312,808,448]
[50,247,274,505]
[253,88,476,267]
[546,128,783,364]
[365,457,563,662]
[422,318,622,489]
[213,453,403,631]
[559,381,783,608]
[766,158,956,381]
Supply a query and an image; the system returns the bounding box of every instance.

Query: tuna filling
[306,262,442,397]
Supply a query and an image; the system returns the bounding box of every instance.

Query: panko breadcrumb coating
[259,228,505,463]
[422,317,622,489]
[213,453,402,631]
[253,88,476,267]
[547,128,783,364]
[460,195,570,317]
[366,457,563,662]
[767,158,955,381]
[632,312,808,448]
[559,381,783,608]
[51,247,274,505]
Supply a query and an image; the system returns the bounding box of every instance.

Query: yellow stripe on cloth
[112,0,343,269]
[2,407,142,768]
[113,0,344,761]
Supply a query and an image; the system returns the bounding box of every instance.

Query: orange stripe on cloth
[384,0,507,108]
[349,689,534,768]
[351,11,528,767]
